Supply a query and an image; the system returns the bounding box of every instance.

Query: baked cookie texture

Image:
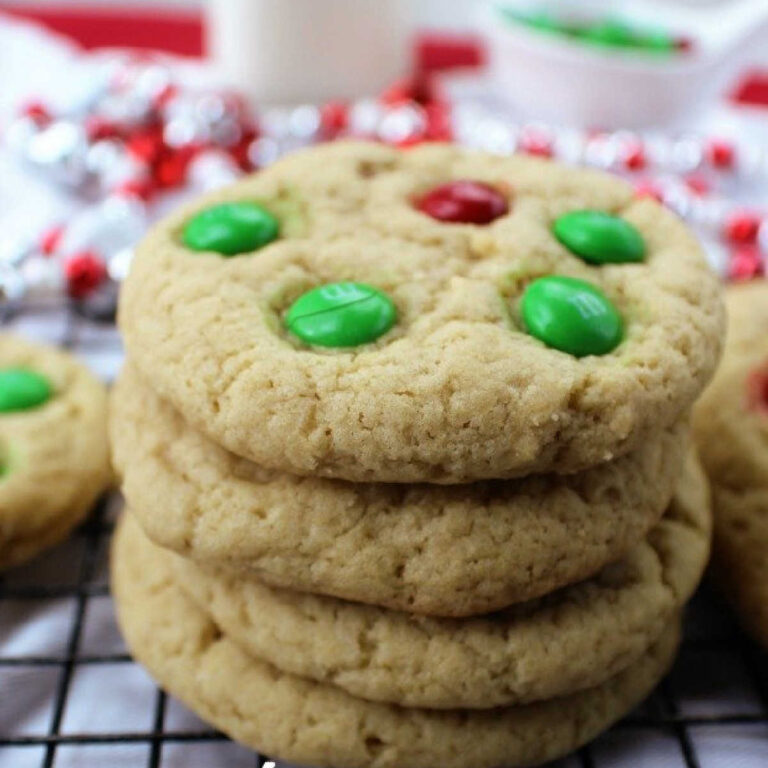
[118,141,725,483]
[0,335,110,570]
[112,365,690,616]
[112,512,681,768]
[110,142,726,763]
[147,450,709,709]
[693,280,768,649]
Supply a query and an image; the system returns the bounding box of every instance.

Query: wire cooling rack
[1,301,768,768]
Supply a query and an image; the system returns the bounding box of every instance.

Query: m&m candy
[746,365,768,412]
[182,201,279,256]
[582,19,637,48]
[554,211,646,265]
[521,276,623,357]
[286,282,397,348]
[0,368,53,413]
[502,9,682,55]
[416,181,509,225]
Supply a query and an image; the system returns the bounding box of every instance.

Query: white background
[0,0,755,30]
[0,0,484,31]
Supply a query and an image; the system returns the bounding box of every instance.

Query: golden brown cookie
[693,280,768,649]
[119,141,724,483]
[135,449,709,709]
[112,364,690,616]
[0,335,110,570]
[112,511,682,768]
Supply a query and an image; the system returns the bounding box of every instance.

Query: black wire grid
[1,302,767,768]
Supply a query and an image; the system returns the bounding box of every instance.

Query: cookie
[118,141,724,483]
[0,335,110,570]
[142,449,709,709]
[112,364,690,616]
[693,280,768,649]
[112,513,681,768]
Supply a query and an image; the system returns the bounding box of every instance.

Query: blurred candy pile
[498,7,692,55]
[2,55,767,319]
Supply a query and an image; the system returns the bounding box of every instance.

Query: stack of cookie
[111,142,724,768]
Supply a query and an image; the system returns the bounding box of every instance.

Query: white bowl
[482,0,768,128]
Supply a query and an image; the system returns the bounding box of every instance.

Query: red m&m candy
[746,365,768,413]
[706,139,736,170]
[38,224,65,256]
[728,247,764,282]
[416,181,509,225]
[64,252,108,299]
[20,100,52,126]
[724,212,760,246]
[621,143,646,171]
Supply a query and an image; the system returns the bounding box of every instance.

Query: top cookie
[120,141,724,483]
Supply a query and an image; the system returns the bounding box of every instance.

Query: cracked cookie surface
[0,335,110,570]
[112,364,690,616]
[693,280,768,649]
[112,512,682,768]
[119,141,724,483]
[123,450,709,709]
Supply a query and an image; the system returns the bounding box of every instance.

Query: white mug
[205,0,414,104]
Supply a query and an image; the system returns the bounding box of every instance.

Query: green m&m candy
[580,19,637,48]
[554,210,645,265]
[182,201,279,256]
[639,30,678,53]
[521,276,623,357]
[579,19,677,53]
[499,8,561,34]
[286,282,397,348]
[0,368,53,413]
